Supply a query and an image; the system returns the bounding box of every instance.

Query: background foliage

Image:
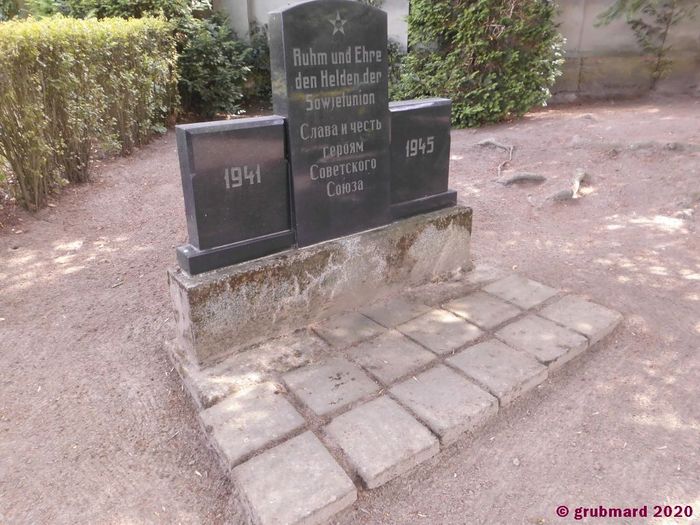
[394,0,564,127]
[0,0,20,20]
[0,0,569,210]
[11,0,250,117]
[244,23,273,105]
[0,16,177,209]
[177,13,252,117]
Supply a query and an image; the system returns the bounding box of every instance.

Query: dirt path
[1,96,699,524]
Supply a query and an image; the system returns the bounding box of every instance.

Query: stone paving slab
[447,339,547,406]
[176,330,329,410]
[346,330,436,386]
[444,291,522,329]
[496,315,589,370]
[312,312,386,349]
[540,295,623,344]
[201,383,305,466]
[283,358,379,417]
[233,431,357,525]
[397,309,483,355]
[483,275,558,309]
[325,396,439,489]
[361,298,432,328]
[390,365,497,445]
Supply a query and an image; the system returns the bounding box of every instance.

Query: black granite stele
[389,98,457,219]
[175,117,294,275]
[173,0,460,275]
[269,0,391,246]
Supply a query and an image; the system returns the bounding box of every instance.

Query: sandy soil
[1,96,699,524]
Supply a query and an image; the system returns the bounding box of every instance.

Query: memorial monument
[169,0,470,364]
[163,6,624,525]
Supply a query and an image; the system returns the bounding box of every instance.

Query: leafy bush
[25,0,203,19]
[178,13,252,118]
[0,0,20,20]
[23,0,251,118]
[243,23,272,106]
[387,38,405,98]
[394,0,564,127]
[0,16,177,209]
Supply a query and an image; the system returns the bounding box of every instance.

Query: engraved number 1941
[406,136,435,158]
[224,165,261,189]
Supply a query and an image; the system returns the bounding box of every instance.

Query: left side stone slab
[175,117,295,275]
[201,383,304,466]
[234,431,357,525]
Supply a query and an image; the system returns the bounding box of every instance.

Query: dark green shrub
[0,0,20,20]
[24,0,253,118]
[0,16,177,209]
[25,0,204,19]
[243,23,272,106]
[178,13,252,118]
[387,38,405,98]
[395,0,564,127]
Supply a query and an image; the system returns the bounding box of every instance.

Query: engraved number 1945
[224,165,261,189]
[406,136,435,158]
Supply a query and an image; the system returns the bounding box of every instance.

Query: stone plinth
[168,206,473,365]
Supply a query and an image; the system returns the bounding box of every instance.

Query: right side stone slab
[540,295,623,344]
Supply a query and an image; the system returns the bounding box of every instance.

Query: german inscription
[270,0,391,246]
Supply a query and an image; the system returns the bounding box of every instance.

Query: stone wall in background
[214,0,700,98]
[554,0,700,99]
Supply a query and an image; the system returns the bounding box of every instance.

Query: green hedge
[394,0,564,128]
[15,0,253,118]
[0,16,177,209]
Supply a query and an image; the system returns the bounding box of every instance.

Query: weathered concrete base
[169,206,473,366]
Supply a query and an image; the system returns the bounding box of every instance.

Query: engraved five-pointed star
[329,11,347,35]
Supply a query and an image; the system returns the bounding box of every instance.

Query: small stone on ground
[325,396,439,489]
[233,431,357,525]
[444,291,522,329]
[540,295,623,344]
[361,298,432,328]
[397,309,483,355]
[346,330,436,385]
[200,383,304,466]
[484,275,558,309]
[496,315,589,370]
[313,312,385,348]
[390,365,497,445]
[283,358,379,417]
[447,339,547,405]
